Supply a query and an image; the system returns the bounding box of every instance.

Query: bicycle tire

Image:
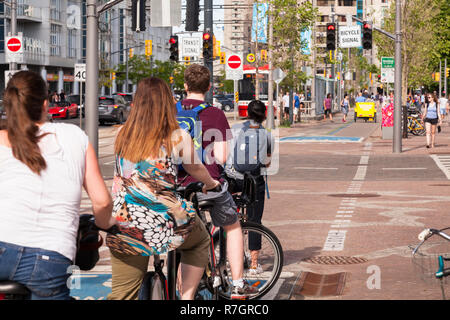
[212,221,284,300]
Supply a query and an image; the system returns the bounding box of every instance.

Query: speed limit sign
[74,63,86,82]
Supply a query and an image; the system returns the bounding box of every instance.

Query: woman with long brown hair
[0,71,115,299]
[106,77,219,300]
[421,92,442,148]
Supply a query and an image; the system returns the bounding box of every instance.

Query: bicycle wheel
[411,120,426,136]
[213,221,284,300]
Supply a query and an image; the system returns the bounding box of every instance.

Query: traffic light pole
[204,0,213,104]
[393,0,402,153]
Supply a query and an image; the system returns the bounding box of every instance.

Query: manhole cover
[328,193,380,198]
[302,256,368,265]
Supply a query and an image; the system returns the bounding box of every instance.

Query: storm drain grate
[302,255,368,265]
[328,193,380,198]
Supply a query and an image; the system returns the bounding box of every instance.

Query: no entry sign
[5,35,24,63]
[7,37,22,52]
[226,54,243,80]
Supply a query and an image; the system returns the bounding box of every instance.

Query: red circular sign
[228,55,241,69]
[7,37,21,52]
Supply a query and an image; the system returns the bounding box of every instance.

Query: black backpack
[232,121,268,175]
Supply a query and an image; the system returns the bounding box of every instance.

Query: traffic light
[220,52,226,64]
[131,0,146,32]
[362,22,372,50]
[261,49,267,62]
[145,39,152,58]
[326,23,336,51]
[185,0,200,32]
[169,35,179,62]
[184,56,190,66]
[202,32,213,61]
[446,68,449,78]
[129,48,134,59]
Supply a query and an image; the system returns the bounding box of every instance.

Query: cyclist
[106,77,219,300]
[225,100,274,274]
[178,64,258,299]
[0,71,116,300]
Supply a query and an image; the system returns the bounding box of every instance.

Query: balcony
[17,4,42,23]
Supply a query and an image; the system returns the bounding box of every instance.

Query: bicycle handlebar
[176,182,222,201]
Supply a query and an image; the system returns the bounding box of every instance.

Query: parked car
[213,97,222,109]
[98,95,130,125]
[214,93,234,112]
[67,94,85,117]
[48,101,78,119]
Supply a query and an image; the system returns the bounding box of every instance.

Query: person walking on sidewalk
[422,93,442,149]
[0,71,116,300]
[340,94,350,122]
[323,93,333,121]
[439,93,449,124]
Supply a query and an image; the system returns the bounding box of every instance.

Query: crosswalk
[430,154,450,179]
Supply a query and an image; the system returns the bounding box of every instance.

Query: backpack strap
[192,103,210,113]
[175,101,183,112]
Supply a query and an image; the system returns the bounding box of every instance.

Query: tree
[270,0,318,89]
[113,56,187,91]
[373,0,441,100]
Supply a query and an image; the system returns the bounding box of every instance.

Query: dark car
[112,93,133,106]
[214,93,234,112]
[98,95,130,125]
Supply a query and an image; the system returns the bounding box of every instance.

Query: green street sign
[381,57,395,69]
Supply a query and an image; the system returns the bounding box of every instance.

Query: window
[50,24,61,56]
[338,0,355,6]
[317,0,334,6]
[50,0,61,21]
[68,29,77,58]
[0,19,4,53]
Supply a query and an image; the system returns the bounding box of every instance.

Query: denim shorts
[0,241,73,300]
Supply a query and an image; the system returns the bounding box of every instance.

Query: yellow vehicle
[354,101,377,122]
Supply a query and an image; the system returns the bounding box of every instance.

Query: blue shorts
[0,241,72,300]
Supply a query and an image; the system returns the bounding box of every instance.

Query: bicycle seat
[198,199,215,209]
[0,281,30,295]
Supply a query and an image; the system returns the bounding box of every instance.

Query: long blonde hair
[114,77,180,162]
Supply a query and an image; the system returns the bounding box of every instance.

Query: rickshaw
[354,101,377,122]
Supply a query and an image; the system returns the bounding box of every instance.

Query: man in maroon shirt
[178,64,257,298]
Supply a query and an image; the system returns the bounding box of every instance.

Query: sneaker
[230,280,259,300]
[248,264,263,275]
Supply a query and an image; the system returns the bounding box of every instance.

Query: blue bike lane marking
[280,136,362,143]
[70,273,111,300]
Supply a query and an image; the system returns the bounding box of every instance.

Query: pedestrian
[421,93,442,149]
[355,91,366,103]
[0,71,116,300]
[59,90,66,102]
[323,93,333,121]
[282,92,290,120]
[294,92,300,122]
[439,92,448,123]
[225,100,274,275]
[177,64,258,299]
[106,77,219,300]
[51,91,59,103]
[340,94,350,122]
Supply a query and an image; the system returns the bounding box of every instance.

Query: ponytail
[3,71,48,175]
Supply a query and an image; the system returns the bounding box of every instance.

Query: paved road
[65,108,450,300]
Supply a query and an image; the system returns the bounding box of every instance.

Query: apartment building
[223,0,253,55]
[0,0,171,94]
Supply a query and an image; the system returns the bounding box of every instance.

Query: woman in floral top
[106,77,219,300]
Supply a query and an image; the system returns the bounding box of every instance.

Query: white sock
[233,278,244,288]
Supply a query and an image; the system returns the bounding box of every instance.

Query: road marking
[279,136,363,143]
[382,167,427,170]
[294,167,338,170]
[323,230,347,251]
[360,155,369,165]
[430,154,450,179]
[353,165,367,180]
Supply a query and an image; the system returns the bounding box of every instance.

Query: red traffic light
[203,32,211,41]
[327,24,335,31]
[169,37,177,44]
[363,23,371,29]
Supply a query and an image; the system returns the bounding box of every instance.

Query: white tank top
[0,123,89,261]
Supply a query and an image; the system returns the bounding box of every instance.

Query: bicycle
[407,108,426,136]
[411,227,450,300]
[196,173,284,300]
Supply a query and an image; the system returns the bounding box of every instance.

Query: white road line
[360,156,369,165]
[430,154,450,179]
[294,167,338,170]
[323,230,347,251]
[382,167,427,170]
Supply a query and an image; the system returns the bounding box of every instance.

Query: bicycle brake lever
[418,229,431,241]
